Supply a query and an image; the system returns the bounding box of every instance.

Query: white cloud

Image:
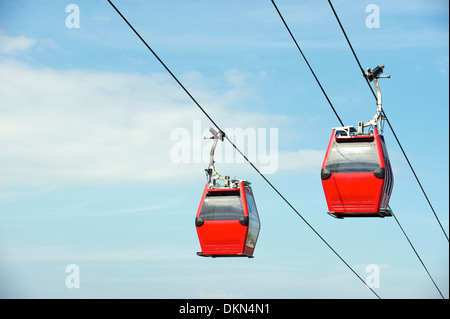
[277,149,325,173]
[0,30,36,54]
[0,59,321,188]
[1,244,190,262]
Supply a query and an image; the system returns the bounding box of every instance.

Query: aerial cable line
[288,0,445,298]
[327,0,377,100]
[270,0,344,127]
[390,207,445,299]
[107,0,381,299]
[105,1,220,131]
[384,115,449,242]
[326,0,446,298]
[270,0,445,299]
[327,0,448,243]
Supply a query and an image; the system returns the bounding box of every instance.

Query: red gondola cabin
[195,181,260,257]
[321,126,393,218]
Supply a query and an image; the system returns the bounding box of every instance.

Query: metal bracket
[333,125,357,137]
[204,127,250,188]
[204,127,226,186]
[360,65,390,134]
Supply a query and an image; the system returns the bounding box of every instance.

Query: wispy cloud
[0,58,320,188]
[0,29,35,54]
[2,244,192,262]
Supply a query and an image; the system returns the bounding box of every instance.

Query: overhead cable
[391,208,445,299]
[107,0,381,300]
[270,0,344,127]
[327,0,448,242]
[271,0,445,299]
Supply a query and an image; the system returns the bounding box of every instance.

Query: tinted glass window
[326,140,379,173]
[245,193,260,248]
[199,193,244,221]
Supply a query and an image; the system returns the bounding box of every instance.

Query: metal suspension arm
[204,127,230,187]
[203,127,249,188]
[360,65,390,134]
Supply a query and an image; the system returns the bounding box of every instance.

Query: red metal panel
[321,128,392,218]
[195,183,210,218]
[196,182,254,257]
[198,220,247,256]
[321,129,336,170]
[323,172,384,217]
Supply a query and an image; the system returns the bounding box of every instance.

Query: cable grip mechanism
[359,65,390,134]
[204,127,249,188]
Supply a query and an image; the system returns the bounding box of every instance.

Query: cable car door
[196,185,249,256]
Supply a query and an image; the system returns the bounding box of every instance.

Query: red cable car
[195,128,260,257]
[321,65,394,218]
[321,126,393,218]
[195,180,260,257]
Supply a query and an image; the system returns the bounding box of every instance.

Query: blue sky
[0,0,448,299]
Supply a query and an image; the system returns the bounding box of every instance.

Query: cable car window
[199,193,244,221]
[245,193,260,248]
[326,140,379,173]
